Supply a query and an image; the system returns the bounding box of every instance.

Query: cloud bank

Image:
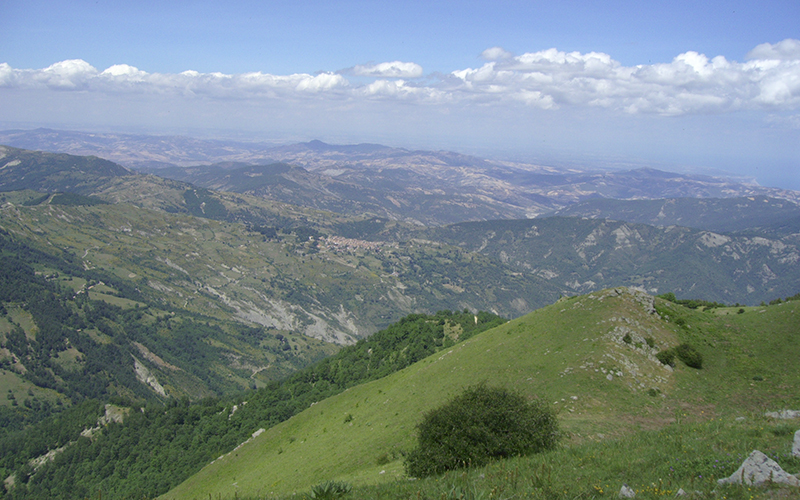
[351,61,424,78]
[1,39,799,116]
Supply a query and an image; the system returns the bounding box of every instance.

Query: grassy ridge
[164,288,677,498]
[165,289,800,499]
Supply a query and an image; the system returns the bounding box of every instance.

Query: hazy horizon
[2,0,798,190]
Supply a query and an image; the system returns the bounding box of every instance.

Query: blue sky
[1,0,799,189]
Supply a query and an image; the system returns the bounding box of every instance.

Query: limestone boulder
[717,450,799,487]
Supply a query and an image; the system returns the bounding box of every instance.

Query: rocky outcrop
[793,430,800,458]
[717,450,800,487]
[765,410,800,419]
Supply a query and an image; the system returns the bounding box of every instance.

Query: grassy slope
[165,289,800,499]
[162,288,680,498]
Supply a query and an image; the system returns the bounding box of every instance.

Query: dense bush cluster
[674,343,703,369]
[656,343,703,369]
[405,385,558,478]
[656,349,676,367]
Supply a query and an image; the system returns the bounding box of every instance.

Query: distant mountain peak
[296,139,394,155]
[304,139,329,149]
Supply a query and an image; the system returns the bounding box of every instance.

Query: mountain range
[0,132,799,498]
[3,128,799,225]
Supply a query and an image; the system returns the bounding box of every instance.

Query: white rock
[717,450,800,487]
[619,484,636,498]
[764,410,800,419]
[675,488,686,496]
[793,430,800,458]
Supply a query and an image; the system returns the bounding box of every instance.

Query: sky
[1,0,799,189]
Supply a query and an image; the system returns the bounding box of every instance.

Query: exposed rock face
[717,450,800,487]
[132,356,168,397]
[793,430,800,458]
[618,484,636,498]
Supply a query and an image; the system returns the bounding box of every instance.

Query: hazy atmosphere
[1,0,799,189]
[3,3,800,499]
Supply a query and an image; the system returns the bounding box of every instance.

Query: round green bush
[404,385,558,478]
[675,343,703,369]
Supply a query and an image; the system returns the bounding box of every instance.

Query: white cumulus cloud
[38,59,99,89]
[1,39,799,115]
[352,61,423,78]
[446,40,800,114]
[481,47,513,61]
[102,64,148,78]
[0,60,349,99]
[746,39,800,61]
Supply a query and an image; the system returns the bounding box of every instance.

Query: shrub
[674,343,703,369]
[622,333,632,344]
[656,349,676,367]
[309,480,352,499]
[404,385,558,478]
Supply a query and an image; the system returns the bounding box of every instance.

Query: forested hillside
[431,217,800,304]
[0,309,504,498]
[544,196,800,235]
[0,223,338,410]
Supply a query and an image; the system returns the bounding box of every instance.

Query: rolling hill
[0,190,562,342]
[544,196,800,235]
[2,146,798,347]
[0,206,340,405]
[431,217,800,304]
[0,145,131,194]
[4,129,800,226]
